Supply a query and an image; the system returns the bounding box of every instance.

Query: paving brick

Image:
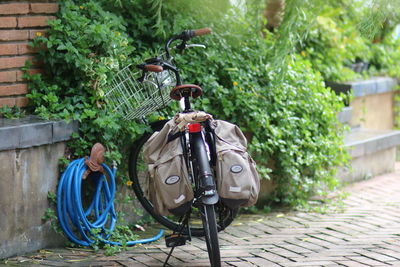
[226,261,256,267]
[284,261,339,266]
[369,248,400,260]
[346,255,392,266]
[334,260,371,266]
[356,250,399,263]
[242,257,282,266]
[117,259,148,267]
[130,255,162,265]
[267,246,305,259]
[292,239,327,251]
[256,251,293,263]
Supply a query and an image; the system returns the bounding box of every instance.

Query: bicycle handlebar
[138,28,211,83]
[193,28,212,37]
[165,27,212,59]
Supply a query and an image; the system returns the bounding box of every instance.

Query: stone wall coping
[326,76,398,97]
[337,106,352,125]
[0,115,77,151]
[344,128,400,158]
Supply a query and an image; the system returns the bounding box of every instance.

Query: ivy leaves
[26,0,349,208]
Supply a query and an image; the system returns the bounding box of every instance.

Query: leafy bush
[27,0,147,169]
[368,35,400,78]
[25,0,348,208]
[297,3,372,82]
[296,0,400,83]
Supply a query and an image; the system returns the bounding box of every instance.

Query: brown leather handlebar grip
[193,28,212,37]
[144,64,163,73]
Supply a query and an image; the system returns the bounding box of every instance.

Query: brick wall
[0,1,58,108]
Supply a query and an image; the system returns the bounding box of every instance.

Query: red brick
[16,70,24,82]
[0,56,35,69]
[15,96,29,107]
[0,97,15,107]
[17,43,36,55]
[0,70,17,83]
[0,17,17,28]
[0,44,18,56]
[0,30,29,41]
[30,3,59,14]
[0,84,28,96]
[18,16,55,28]
[0,3,29,15]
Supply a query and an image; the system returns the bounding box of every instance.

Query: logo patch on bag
[165,175,180,185]
[229,186,242,193]
[230,165,243,173]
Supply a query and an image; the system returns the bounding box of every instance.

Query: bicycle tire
[128,120,236,237]
[202,204,221,267]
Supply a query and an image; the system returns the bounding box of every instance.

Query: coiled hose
[57,158,164,246]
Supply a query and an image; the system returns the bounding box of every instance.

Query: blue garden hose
[57,158,164,246]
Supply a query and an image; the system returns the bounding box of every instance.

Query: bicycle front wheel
[202,204,221,267]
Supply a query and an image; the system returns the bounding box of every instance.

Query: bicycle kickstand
[163,213,192,267]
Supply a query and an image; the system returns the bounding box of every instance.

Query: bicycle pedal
[165,234,189,247]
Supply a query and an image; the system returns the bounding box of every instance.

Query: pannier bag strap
[174,111,213,131]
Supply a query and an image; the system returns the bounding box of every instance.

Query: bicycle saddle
[170,84,203,100]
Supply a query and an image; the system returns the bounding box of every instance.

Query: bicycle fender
[201,193,219,205]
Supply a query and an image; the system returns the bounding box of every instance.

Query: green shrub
[298,3,372,82]
[25,0,347,208]
[368,35,400,79]
[26,0,147,171]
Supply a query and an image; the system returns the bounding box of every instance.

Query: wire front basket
[104,65,176,120]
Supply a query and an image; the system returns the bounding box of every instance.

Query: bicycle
[106,28,237,267]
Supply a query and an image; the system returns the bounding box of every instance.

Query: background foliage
[7,0,400,208]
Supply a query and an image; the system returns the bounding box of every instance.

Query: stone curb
[0,115,78,151]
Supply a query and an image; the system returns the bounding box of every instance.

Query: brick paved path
[3,165,400,266]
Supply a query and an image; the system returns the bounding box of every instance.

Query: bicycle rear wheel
[202,204,221,267]
[128,120,236,237]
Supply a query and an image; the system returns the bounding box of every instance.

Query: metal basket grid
[105,65,175,120]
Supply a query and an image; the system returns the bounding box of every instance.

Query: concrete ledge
[344,128,400,158]
[0,116,78,151]
[337,107,352,125]
[327,76,397,97]
[339,128,400,183]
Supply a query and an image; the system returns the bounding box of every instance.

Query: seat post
[184,96,191,111]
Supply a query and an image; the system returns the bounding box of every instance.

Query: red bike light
[188,123,202,133]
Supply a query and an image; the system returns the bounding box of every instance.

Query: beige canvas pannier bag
[143,119,194,216]
[212,120,260,209]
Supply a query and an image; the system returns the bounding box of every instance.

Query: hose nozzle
[83,143,106,179]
